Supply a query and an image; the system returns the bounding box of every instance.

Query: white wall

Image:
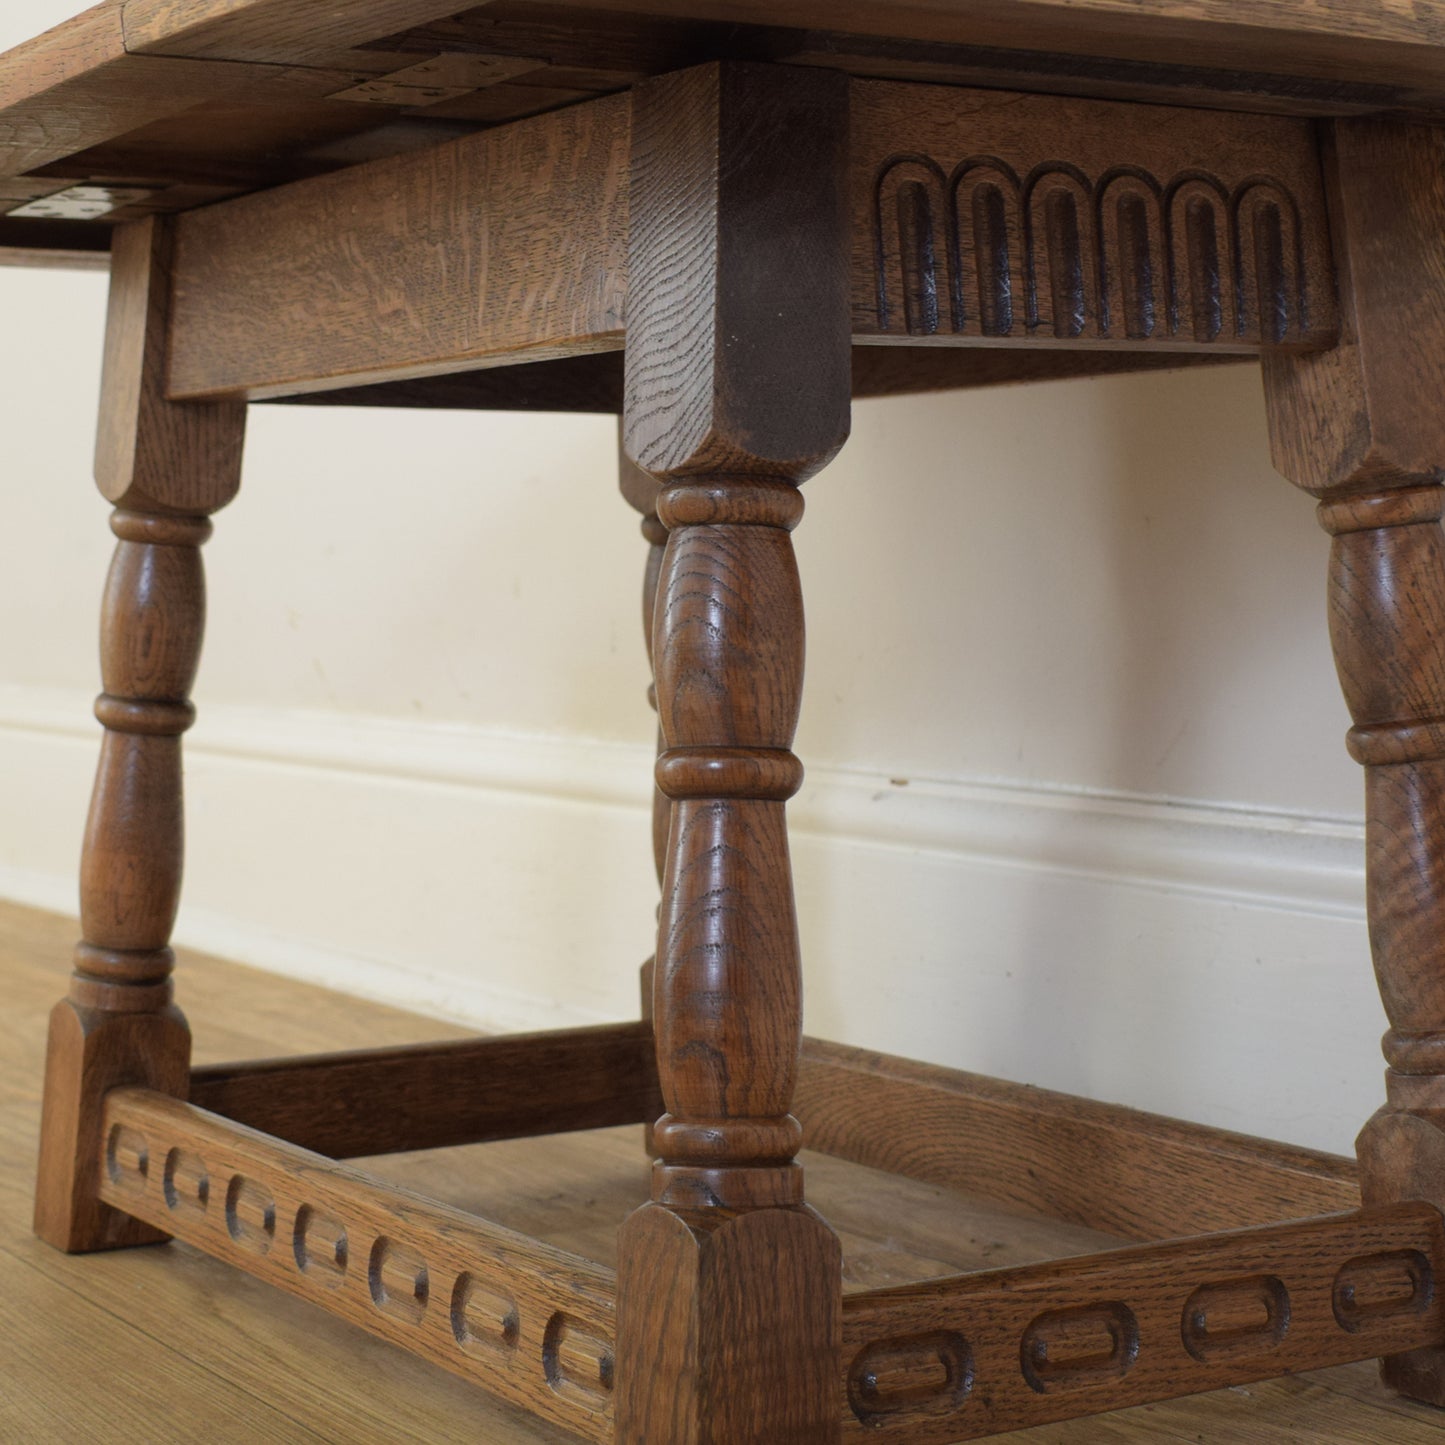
[0,2,1384,1157]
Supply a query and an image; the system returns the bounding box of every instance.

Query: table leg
[33,217,245,1252]
[614,61,850,1443]
[618,433,668,1028]
[1264,118,1445,1402]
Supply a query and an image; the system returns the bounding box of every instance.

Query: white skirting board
[0,683,1383,1157]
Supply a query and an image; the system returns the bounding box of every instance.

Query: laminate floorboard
[2,899,1442,1441]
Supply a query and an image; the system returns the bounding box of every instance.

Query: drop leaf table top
[3,0,1445,268]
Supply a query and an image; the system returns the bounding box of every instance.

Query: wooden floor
[3,899,1444,1441]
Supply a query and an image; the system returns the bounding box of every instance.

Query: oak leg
[34,217,245,1252]
[618,431,669,1020]
[1264,119,1445,1400]
[615,61,850,1444]
[618,431,670,1165]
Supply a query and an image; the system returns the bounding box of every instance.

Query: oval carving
[451,1273,520,1359]
[224,1175,275,1252]
[543,1313,615,1412]
[293,1204,348,1287]
[1334,1249,1434,1333]
[369,1237,429,1324]
[847,1330,972,1424]
[162,1148,210,1218]
[1182,1274,1290,1362]
[1021,1301,1139,1393]
[105,1124,149,1193]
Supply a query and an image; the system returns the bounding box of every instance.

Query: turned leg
[615,62,850,1445]
[617,430,669,1027]
[34,217,245,1252]
[1264,119,1445,1400]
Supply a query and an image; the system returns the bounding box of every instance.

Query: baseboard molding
[0,684,1381,1153]
[0,683,1367,917]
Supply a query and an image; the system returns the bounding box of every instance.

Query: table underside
[4,0,1445,267]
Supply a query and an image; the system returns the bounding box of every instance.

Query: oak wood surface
[850,78,1336,351]
[6,0,1445,265]
[6,899,1445,1440]
[98,1087,619,1441]
[96,217,246,511]
[841,1205,1445,1441]
[1263,116,1445,1408]
[33,216,244,1255]
[153,75,1315,408]
[261,348,1246,414]
[188,1022,664,1157]
[795,1039,1360,1242]
[164,92,629,400]
[615,59,851,1443]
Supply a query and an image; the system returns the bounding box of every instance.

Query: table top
[3,0,1445,265]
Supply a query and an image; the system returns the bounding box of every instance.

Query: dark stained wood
[615,59,850,1444]
[152,77,1337,406]
[121,0,484,64]
[11,900,1436,1441]
[617,1204,842,1445]
[850,346,1248,398]
[0,6,261,178]
[5,0,1445,267]
[1265,122,1445,495]
[375,4,1417,117]
[34,217,245,1255]
[188,1022,664,1157]
[265,352,625,413]
[850,78,1336,351]
[261,347,1246,414]
[840,1205,1445,1441]
[513,0,1445,103]
[795,1039,1360,1241]
[98,1087,617,1442]
[6,5,1441,1438]
[1263,118,1445,1407]
[625,60,849,1211]
[164,94,630,399]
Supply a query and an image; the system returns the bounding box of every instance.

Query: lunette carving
[874,155,1312,346]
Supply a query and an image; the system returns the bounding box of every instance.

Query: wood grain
[1264,117,1445,1407]
[840,1204,1445,1440]
[3,0,1445,262]
[617,58,849,1443]
[103,0,1445,108]
[625,61,850,1209]
[795,1039,1360,1242]
[121,0,483,64]
[851,78,1336,351]
[97,217,246,510]
[155,74,1336,406]
[0,6,261,179]
[1266,121,1445,494]
[6,898,1445,1439]
[98,1086,618,1442]
[260,347,1246,413]
[164,93,629,399]
[35,216,244,1255]
[189,1022,664,1157]
[505,0,1445,99]
[617,1203,843,1445]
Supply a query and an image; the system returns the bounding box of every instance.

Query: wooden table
[10,3,1445,1441]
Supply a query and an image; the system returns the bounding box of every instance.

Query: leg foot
[34,998,190,1251]
[617,1202,842,1445]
